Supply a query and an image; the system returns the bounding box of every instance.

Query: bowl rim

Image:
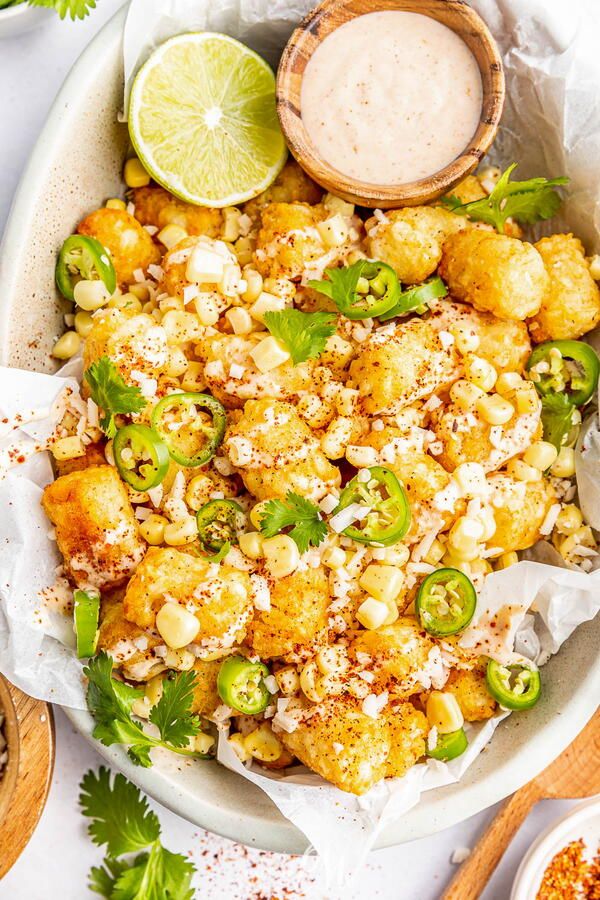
[0,2,49,20]
[1,1,599,856]
[276,0,505,207]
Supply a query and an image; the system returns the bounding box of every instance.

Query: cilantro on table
[27,0,96,19]
[263,309,337,364]
[84,356,146,439]
[442,163,569,233]
[80,767,196,899]
[258,491,327,553]
[84,652,207,767]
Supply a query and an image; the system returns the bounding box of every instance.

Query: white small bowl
[0,3,53,39]
[511,797,600,899]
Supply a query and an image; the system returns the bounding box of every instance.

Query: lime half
[129,33,288,208]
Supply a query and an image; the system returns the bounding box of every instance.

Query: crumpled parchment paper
[1,0,600,886]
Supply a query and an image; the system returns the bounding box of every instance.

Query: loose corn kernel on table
[0,6,582,898]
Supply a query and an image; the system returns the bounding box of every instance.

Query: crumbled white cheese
[362,691,389,719]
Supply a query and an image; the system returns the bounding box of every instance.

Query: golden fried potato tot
[445,665,497,722]
[242,160,323,221]
[77,208,161,285]
[529,234,600,341]
[203,333,313,410]
[249,567,330,661]
[429,299,532,374]
[280,696,390,795]
[385,703,428,778]
[253,202,327,280]
[390,453,457,542]
[84,308,168,382]
[486,473,557,555]
[351,617,435,698]
[123,547,252,654]
[42,466,145,591]
[54,441,107,477]
[349,319,456,416]
[97,590,164,682]
[366,207,467,284]
[430,388,542,473]
[190,659,222,716]
[224,398,341,501]
[439,230,548,321]
[132,185,222,237]
[446,176,487,204]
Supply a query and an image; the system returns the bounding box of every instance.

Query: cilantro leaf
[84,652,207,766]
[80,768,160,857]
[27,0,96,19]
[80,768,196,900]
[541,392,576,450]
[149,670,201,749]
[443,163,569,233]
[263,309,337,365]
[84,356,145,438]
[308,260,371,316]
[258,492,327,553]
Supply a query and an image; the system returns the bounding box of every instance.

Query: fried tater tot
[366,206,468,284]
[486,473,557,555]
[439,230,548,321]
[242,159,323,221]
[529,234,600,341]
[253,202,327,280]
[77,208,161,285]
[132,185,222,237]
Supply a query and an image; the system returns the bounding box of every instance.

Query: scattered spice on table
[536,838,600,899]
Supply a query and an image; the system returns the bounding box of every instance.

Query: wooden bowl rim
[277,0,505,207]
[0,676,55,879]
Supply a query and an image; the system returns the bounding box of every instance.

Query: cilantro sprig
[263,309,337,365]
[27,0,96,19]
[258,492,327,554]
[84,356,146,438]
[443,164,569,233]
[308,259,376,318]
[85,652,207,767]
[80,767,196,899]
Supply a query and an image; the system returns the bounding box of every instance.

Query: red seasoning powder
[536,838,600,900]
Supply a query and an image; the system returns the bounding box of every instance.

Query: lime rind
[129,32,288,208]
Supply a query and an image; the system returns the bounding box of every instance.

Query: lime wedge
[128,33,288,208]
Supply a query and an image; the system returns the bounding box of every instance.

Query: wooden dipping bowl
[277,0,505,208]
[0,675,55,878]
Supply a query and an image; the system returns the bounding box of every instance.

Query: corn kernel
[249,501,270,530]
[156,602,200,649]
[51,435,86,461]
[317,214,349,248]
[249,292,286,323]
[452,325,480,355]
[263,534,300,578]
[514,386,539,415]
[139,514,168,545]
[234,236,254,266]
[163,517,198,546]
[495,372,523,395]
[250,336,290,373]
[358,564,405,604]
[321,416,354,459]
[52,330,81,360]
[191,294,219,326]
[145,675,164,707]
[323,193,355,217]
[450,379,485,409]
[128,283,150,302]
[73,310,94,338]
[453,462,488,498]
[551,447,576,478]
[356,596,389,630]
[275,666,301,696]
[589,254,600,281]
[442,554,472,575]
[162,310,204,343]
[447,517,483,561]
[423,538,446,566]
[225,307,253,335]
[506,458,542,483]
[346,445,379,468]
[105,197,127,210]
[524,441,558,472]
[464,355,497,392]
[131,697,151,719]
[476,393,514,425]
[299,661,325,703]
[158,224,188,250]
[229,732,252,762]
[322,546,346,569]
[222,208,241,243]
[241,268,263,303]
[470,558,492,576]
[239,531,265,560]
[181,361,206,392]
[124,157,151,188]
[555,504,583,535]
[244,724,283,762]
[193,733,216,755]
[263,277,296,302]
[184,474,213,512]
[163,647,195,670]
[496,551,519,569]
[380,545,410,567]
[426,691,464,734]
[165,347,189,378]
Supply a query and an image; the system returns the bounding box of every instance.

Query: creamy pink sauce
[301,10,483,185]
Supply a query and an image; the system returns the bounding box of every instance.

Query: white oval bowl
[0,5,598,853]
[0,3,53,39]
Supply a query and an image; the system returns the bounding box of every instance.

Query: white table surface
[0,5,581,898]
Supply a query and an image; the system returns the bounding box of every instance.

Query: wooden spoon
[442,711,600,900]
